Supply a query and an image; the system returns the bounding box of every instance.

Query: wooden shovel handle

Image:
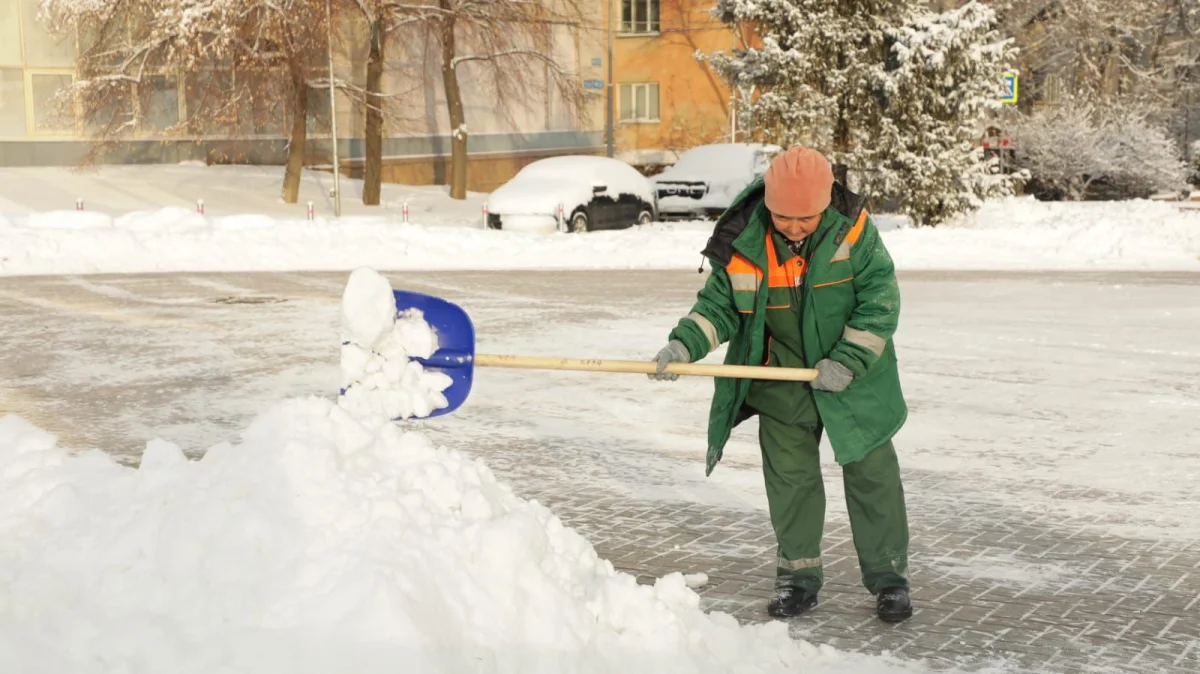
[475,353,818,381]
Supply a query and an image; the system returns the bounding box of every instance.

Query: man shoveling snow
[650,146,913,623]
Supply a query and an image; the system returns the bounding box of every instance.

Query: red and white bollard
[557,203,565,230]
[482,204,489,228]
[75,198,83,211]
[306,201,315,221]
[402,202,409,224]
[196,199,205,215]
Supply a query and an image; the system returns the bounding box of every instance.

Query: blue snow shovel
[391,289,819,418]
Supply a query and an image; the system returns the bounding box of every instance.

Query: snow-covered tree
[1105,102,1191,196]
[709,0,895,184]
[1010,96,1188,200]
[874,2,1020,226]
[1009,101,1111,200]
[709,0,1018,226]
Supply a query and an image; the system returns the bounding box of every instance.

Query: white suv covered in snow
[485,155,657,233]
[653,143,781,220]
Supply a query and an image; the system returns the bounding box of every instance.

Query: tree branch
[451,48,562,70]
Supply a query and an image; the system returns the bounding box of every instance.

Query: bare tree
[42,0,330,203]
[994,0,1199,131]
[390,0,590,200]
[332,1,432,205]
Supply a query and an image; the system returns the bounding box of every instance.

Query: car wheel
[570,210,589,233]
[636,208,654,226]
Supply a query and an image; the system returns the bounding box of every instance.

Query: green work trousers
[747,380,910,596]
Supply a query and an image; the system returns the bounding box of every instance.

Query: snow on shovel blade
[393,289,476,417]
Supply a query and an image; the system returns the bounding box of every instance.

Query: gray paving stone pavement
[501,459,1200,673]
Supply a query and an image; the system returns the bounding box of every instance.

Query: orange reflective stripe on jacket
[831,209,869,262]
[764,232,806,290]
[725,233,808,313]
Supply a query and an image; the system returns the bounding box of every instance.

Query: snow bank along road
[2,269,1198,674]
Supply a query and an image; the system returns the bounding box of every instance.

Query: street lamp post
[326,0,342,217]
[606,0,614,158]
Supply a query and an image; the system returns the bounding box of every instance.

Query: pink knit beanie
[764,146,834,217]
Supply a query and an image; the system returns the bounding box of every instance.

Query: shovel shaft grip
[474,353,818,381]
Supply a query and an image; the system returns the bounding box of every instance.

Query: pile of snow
[886,196,1200,271]
[0,266,934,673]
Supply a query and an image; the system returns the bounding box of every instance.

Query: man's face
[770,211,822,241]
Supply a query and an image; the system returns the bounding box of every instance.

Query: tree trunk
[282,64,309,204]
[439,15,467,200]
[363,18,385,206]
[833,95,851,186]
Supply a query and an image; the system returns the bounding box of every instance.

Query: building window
[307,85,331,135]
[184,69,237,135]
[1042,74,1062,106]
[621,0,660,34]
[86,82,134,135]
[227,69,284,136]
[0,1,22,66]
[29,71,75,134]
[21,0,76,67]
[619,82,659,123]
[139,74,180,132]
[0,69,27,136]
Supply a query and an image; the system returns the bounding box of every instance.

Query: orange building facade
[605,0,753,168]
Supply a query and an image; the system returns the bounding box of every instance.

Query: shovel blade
[393,289,476,417]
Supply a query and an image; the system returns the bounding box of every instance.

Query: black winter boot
[876,587,912,622]
[767,586,818,618]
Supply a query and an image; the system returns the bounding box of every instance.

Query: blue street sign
[1001,72,1019,104]
[592,57,602,67]
[584,79,605,90]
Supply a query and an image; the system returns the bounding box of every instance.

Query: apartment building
[605,0,750,169]
[0,0,606,189]
[2,0,768,190]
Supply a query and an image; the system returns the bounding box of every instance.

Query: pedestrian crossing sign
[1001,72,1019,104]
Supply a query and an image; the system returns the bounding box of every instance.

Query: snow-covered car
[485,155,657,233]
[653,143,782,220]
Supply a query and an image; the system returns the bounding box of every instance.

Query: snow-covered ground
[1,164,1198,276]
[0,163,490,225]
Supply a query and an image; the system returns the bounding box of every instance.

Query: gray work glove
[649,339,690,381]
[811,358,854,392]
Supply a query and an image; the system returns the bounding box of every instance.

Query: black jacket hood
[700,181,867,266]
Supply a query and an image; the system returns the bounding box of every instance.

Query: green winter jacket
[667,178,907,475]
